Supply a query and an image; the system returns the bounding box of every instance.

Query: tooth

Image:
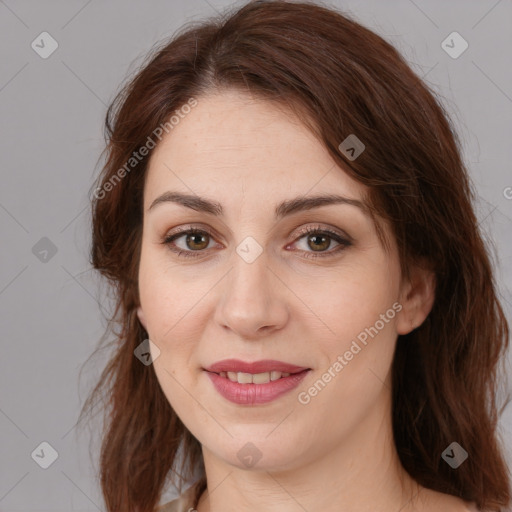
[237,372,253,384]
[222,371,292,383]
[252,372,271,384]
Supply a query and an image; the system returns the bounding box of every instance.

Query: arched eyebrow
[148,191,371,219]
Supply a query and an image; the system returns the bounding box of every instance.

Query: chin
[206,433,306,472]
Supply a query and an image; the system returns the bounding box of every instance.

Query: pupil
[188,233,208,250]
[185,233,330,252]
[310,234,328,251]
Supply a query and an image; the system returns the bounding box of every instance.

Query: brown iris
[186,232,209,251]
[307,233,330,251]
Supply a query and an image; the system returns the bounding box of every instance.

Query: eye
[162,224,352,259]
[163,227,216,258]
[288,225,352,259]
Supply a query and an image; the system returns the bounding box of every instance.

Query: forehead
[144,89,368,209]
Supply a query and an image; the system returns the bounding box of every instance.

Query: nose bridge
[214,233,288,337]
[228,234,273,310]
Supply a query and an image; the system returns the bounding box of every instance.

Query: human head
[83,2,511,511]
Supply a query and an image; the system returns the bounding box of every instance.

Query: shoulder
[156,479,205,512]
[414,497,481,512]
[156,494,193,512]
[413,486,481,511]
[463,503,483,512]
[448,497,481,511]
[156,498,180,512]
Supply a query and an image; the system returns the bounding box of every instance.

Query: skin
[136,89,475,512]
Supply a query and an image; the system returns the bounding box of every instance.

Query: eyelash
[162,224,352,260]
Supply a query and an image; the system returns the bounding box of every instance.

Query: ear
[136,305,147,330]
[396,261,436,335]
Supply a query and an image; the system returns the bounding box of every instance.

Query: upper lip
[204,359,310,374]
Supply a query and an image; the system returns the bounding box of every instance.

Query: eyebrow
[148,191,371,219]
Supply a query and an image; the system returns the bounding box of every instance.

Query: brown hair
[78,1,511,510]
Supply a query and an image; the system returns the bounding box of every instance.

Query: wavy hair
[78,1,511,510]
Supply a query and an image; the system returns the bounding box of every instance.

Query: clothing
[157,481,481,512]
[157,478,205,512]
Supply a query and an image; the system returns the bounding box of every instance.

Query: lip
[203,359,311,405]
[204,359,310,374]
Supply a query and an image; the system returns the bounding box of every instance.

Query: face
[136,89,432,473]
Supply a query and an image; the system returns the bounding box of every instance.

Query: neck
[195,386,422,512]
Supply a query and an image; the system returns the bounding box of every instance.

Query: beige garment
[156,481,481,512]
[157,479,205,512]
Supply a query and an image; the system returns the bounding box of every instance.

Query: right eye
[163,228,217,258]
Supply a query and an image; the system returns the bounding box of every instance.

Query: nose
[213,245,289,339]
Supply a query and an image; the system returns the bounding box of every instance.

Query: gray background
[1,0,511,510]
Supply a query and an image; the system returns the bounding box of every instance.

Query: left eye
[163,226,351,259]
[293,231,342,255]
[164,229,215,256]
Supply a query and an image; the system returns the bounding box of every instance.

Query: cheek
[138,259,209,384]
[295,257,400,337]
[138,257,202,344]
[295,257,400,399]
[299,319,397,445]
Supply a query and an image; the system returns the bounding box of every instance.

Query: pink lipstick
[203,359,311,405]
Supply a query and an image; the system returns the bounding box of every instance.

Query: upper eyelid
[165,223,350,240]
[165,224,351,247]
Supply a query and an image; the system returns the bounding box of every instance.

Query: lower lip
[205,370,310,405]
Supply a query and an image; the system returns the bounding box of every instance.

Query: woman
[80,1,511,511]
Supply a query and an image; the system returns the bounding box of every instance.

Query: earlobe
[136,306,147,330]
[396,264,436,335]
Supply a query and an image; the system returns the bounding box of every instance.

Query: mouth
[203,361,312,405]
[203,358,311,381]
[206,369,309,384]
